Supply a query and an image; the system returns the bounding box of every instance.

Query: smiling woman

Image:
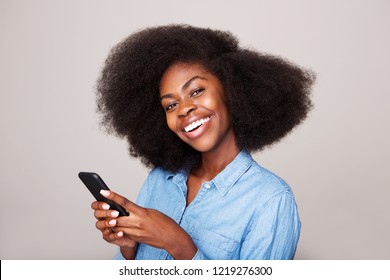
[93,24,315,260]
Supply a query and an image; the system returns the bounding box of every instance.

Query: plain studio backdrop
[0,0,389,260]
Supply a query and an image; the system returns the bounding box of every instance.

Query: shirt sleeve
[240,191,301,260]
[191,249,209,260]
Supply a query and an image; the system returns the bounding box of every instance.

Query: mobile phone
[78,172,129,216]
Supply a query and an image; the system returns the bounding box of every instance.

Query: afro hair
[96,24,315,172]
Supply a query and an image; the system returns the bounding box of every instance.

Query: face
[160,62,237,155]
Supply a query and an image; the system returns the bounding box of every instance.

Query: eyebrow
[160,76,206,100]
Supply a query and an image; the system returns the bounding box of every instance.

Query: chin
[184,140,217,153]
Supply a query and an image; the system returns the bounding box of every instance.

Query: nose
[178,99,197,117]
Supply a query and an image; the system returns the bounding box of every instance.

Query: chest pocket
[189,226,239,259]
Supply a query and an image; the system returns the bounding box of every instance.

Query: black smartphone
[78,172,129,216]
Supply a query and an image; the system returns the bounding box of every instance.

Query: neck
[194,135,240,180]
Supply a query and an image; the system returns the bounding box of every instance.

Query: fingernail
[100,190,110,197]
[102,203,110,210]
[117,231,123,237]
[110,211,119,218]
[109,219,116,226]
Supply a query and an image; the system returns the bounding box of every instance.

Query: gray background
[1,0,389,259]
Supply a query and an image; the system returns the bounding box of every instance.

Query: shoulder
[136,167,176,206]
[240,158,294,200]
[145,167,174,181]
[140,167,184,191]
[242,160,301,229]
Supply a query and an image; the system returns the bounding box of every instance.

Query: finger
[105,228,113,235]
[95,219,106,231]
[100,190,141,213]
[103,227,115,239]
[115,215,138,228]
[91,201,110,211]
[113,226,141,242]
[94,209,120,219]
[96,218,118,231]
[103,228,123,242]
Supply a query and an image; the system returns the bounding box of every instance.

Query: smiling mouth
[184,117,211,133]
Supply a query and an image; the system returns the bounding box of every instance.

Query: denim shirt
[114,151,301,260]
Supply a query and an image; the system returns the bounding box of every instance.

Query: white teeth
[184,117,210,132]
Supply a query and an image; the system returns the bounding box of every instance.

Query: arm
[112,245,137,260]
[240,191,301,260]
[119,245,138,260]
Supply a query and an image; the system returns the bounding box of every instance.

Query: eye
[165,102,177,112]
[190,88,204,98]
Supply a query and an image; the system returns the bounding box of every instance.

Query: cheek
[214,100,231,128]
[196,96,218,115]
[202,95,229,119]
[165,114,177,132]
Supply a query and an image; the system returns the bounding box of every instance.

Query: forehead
[160,62,211,93]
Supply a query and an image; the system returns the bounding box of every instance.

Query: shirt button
[204,183,211,189]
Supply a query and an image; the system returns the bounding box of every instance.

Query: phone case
[78,172,129,216]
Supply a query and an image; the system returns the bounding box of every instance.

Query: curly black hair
[96,24,315,172]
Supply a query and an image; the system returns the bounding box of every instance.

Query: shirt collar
[166,150,254,196]
[212,150,254,196]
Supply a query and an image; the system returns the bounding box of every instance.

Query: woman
[92,24,314,260]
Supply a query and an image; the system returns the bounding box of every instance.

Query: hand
[91,200,137,250]
[97,190,197,260]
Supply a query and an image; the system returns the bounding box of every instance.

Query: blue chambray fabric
[113,151,301,260]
